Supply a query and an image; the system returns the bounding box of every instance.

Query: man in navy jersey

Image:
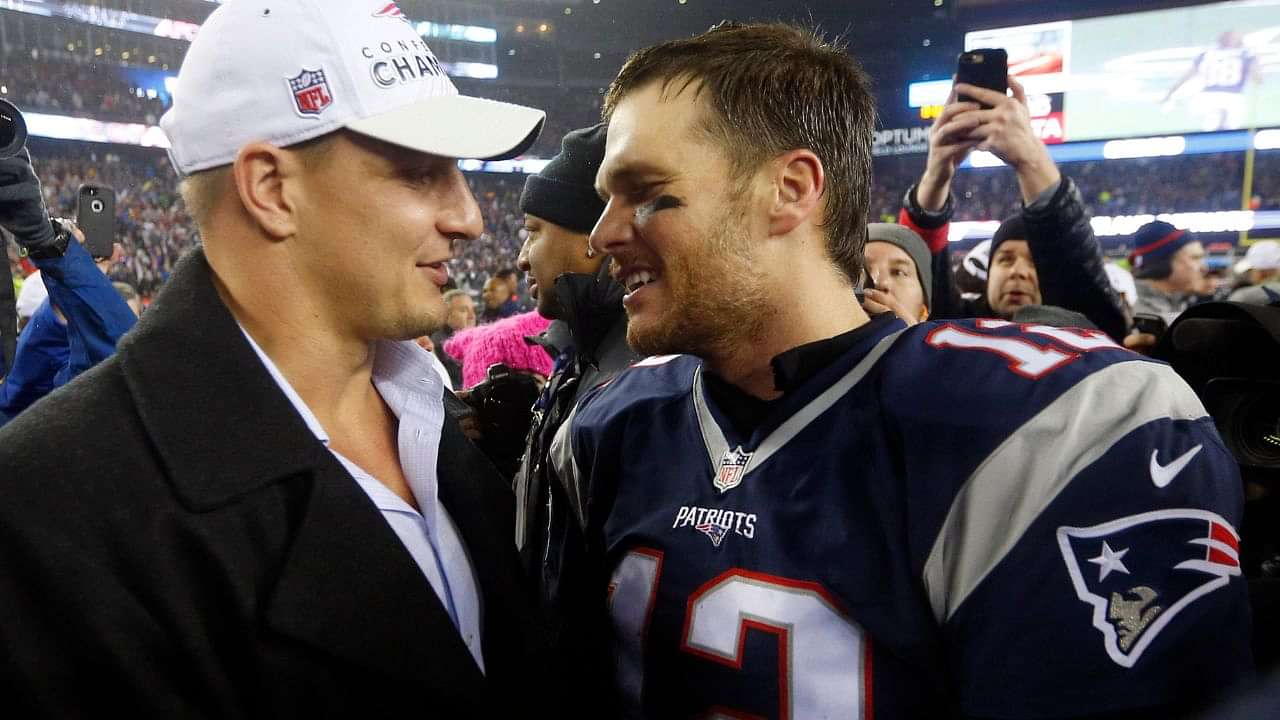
[546,22,1252,719]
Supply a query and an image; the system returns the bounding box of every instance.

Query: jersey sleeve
[919,355,1251,717]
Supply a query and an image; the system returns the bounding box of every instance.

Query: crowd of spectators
[871,151,1280,222]
[8,137,1278,307]
[14,141,538,302]
[1,52,169,125]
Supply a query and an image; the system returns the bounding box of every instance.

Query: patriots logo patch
[694,521,729,547]
[1057,509,1241,668]
[372,2,409,22]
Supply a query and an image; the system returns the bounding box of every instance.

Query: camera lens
[0,98,27,159]
[90,199,105,213]
[1233,391,1280,469]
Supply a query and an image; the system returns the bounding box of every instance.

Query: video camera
[1155,301,1280,485]
[0,99,27,159]
[1155,301,1280,666]
[0,98,26,375]
[463,362,542,480]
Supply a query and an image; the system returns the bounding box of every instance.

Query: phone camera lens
[90,199,105,213]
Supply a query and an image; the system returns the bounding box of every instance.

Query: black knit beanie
[990,213,1027,260]
[520,123,608,234]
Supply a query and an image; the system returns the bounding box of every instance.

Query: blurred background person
[1131,220,1214,322]
[495,267,529,310]
[510,125,642,697]
[1229,240,1280,305]
[897,80,1128,340]
[862,222,933,325]
[481,272,521,322]
[430,288,476,387]
[0,150,135,425]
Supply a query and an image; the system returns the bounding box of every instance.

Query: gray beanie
[866,223,933,309]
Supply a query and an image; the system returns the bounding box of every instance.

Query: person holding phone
[0,150,135,425]
[898,68,1128,342]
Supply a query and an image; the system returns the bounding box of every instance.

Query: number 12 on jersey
[609,548,872,719]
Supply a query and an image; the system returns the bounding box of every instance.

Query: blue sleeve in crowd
[38,243,137,384]
[0,299,70,424]
[0,242,135,425]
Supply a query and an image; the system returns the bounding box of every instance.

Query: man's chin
[625,317,680,357]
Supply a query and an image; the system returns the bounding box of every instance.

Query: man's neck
[703,267,869,401]
[208,248,381,433]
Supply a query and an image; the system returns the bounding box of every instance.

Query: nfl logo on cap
[288,69,333,117]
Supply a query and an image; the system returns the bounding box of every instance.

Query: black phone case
[956,49,1008,107]
[76,184,115,258]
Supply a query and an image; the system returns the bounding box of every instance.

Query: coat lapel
[263,450,486,693]
[435,415,535,678]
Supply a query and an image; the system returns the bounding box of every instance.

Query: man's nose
[590,198,636,259]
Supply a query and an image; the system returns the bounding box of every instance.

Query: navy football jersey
[552,316,1250,719]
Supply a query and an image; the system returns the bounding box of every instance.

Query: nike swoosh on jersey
[1150,445,1204,488]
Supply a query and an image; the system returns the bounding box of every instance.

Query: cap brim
[346,94,546,161]
[1234,259,1253,275]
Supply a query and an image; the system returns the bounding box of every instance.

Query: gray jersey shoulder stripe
[693,328,909,478]
[922,360,1209,623]
[691,366,726,473]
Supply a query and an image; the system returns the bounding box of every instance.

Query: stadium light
[907,79,951,108]
[949,211,1277,243]
[1102,136,1186,160]
[21,109,554,172]
[967,151,1005,168]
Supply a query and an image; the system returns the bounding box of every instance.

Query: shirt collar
[238,325,330,445]
[236,326,445,445]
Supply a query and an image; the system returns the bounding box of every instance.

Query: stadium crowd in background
[0,53,170,125]
[0,2,1278,717]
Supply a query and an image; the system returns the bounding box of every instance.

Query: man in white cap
[0,1,546,715]
[1228,240,1280,305]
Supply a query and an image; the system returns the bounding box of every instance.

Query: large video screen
[965,0,1280,143]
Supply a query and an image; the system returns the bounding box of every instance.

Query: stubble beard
[626,213,773,359]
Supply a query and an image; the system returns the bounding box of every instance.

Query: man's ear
[767,149,825,238]
[231,142,298,240]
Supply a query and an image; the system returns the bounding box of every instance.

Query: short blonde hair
[177,133,339,232]
[178,166,229,231]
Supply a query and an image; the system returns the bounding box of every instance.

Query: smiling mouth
[623,269,660,294]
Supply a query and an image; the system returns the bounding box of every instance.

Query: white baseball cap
[1103,261,1138,309]
[1234,240,1280,275]
[160,0,545,175]
[15,269,47,320]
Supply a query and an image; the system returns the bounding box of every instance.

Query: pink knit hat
[444,311,554,389]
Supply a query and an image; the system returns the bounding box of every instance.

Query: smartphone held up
[76,183,116,259]
[956,48,1008,107]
